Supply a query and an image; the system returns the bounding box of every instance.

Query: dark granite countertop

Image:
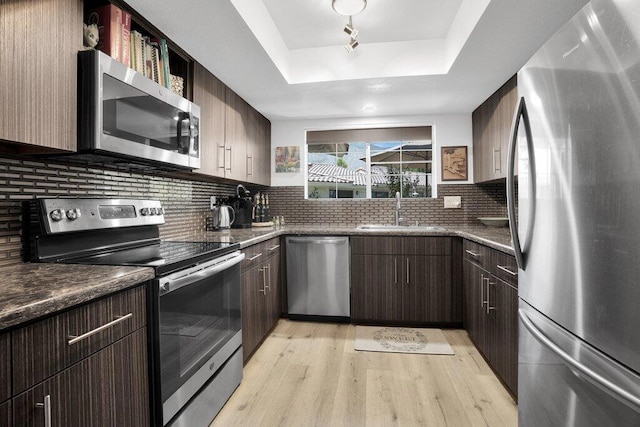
[0,263,155,331]
[0,224,512,332]
[170,225,515,255]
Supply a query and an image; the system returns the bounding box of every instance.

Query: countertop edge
[195,226,515,255]
[0,266,155,331]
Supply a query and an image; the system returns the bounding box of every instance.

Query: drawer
[242,243,265,271]
[351,236,403,254]
[492,251,518,288]
[262,237,281,260]
[0,332,9,402]
[463,240,492,270]
[12,285,146,394]
[402,237,452,255]
[242,237,280,272]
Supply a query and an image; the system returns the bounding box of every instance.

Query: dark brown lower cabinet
[351,254,401,322]
[241,243,281,362]
[12,328,149,426]
[463,240,518,398]
[0,401,10,427]
[351,250,454,324]
[0,332,10,404]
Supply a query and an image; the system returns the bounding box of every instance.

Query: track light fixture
[343,16,359,39]
[342,16,360,53]
[344,38,359,53]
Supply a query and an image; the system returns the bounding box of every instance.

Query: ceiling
[125,0,589,121]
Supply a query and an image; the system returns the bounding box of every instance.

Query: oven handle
[158,252,245,296]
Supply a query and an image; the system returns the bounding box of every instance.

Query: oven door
[156,251,244,424]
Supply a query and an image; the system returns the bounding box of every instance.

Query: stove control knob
[160,283,169,294]
[157,208,164,215]
[49,209,65,222]
[66,208,81,220]
[140,208,150,216]
[150,208,157,215]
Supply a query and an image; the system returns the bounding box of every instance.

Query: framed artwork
[275,146,301,173]
[441,146,468,181]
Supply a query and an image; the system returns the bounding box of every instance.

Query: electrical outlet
[444,196,461,209]
[210,196,216,210]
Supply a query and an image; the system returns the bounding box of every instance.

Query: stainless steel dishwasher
[285,236,350,319]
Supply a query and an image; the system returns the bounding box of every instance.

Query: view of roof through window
[307,141,433,199]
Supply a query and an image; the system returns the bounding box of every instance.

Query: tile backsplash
[267,184,512,227]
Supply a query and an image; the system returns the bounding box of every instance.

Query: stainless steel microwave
[77,50,200,170]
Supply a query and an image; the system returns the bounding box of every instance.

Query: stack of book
[88,4,177,95]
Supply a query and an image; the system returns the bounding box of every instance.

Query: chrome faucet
[395,191,402,225]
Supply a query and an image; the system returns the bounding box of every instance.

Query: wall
[0,155,240,267]
[266,114,511,228]
[270,114,473,189]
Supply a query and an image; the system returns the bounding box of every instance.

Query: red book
[121,11,132,67]
[87,5,122,62]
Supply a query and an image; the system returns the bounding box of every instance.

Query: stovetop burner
[61,240,240,276]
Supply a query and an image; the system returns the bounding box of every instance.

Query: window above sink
[306,126,433,200]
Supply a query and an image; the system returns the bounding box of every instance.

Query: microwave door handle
[188,112,198,156]
[176,113,189,154]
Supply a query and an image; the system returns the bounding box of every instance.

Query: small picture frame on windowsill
[441,146,468,181]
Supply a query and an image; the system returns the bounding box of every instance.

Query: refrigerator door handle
[507,96,536,271]
[519,308,640,412]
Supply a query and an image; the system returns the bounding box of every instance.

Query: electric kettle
[217,205,235,229]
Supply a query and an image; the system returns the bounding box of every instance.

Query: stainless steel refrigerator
[506,0,640,424]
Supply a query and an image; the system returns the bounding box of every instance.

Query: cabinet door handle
[36,394,52,427]
[465,250,481,258]
[218,145,226,169]
[493,147,502,173]
[497,264,518,276]
[248,253,263,261]
[259,267,267,294]
[480,274,487,308]
[406,257,410,285]
[264,264,271,291]
[268,245,280,251]
[394,257,398,284]
[247,154,253,176]
[225,147,232,172]
[486,279,496,314]
[67,313,133,345]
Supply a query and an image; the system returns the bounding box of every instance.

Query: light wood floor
[211,320,517,426]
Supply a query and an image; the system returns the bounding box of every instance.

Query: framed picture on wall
[441,146,468,181]
[275,146,301,173]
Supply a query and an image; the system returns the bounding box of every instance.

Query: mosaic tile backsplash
[266,184,512,227]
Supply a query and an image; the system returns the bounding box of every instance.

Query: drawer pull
[67,313,133,345]
[497,264,518,276]
[35,394,52,427]
[248,253,263,261]
[465,250,481,257]
[268,245,280,251]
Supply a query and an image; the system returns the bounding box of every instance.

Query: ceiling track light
[344,38,359,53]
[332,0,367,16]
[343,16,359,39]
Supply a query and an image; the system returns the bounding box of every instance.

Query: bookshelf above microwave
[76,50,200,170]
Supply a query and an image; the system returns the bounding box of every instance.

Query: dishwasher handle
[287,237,347,245]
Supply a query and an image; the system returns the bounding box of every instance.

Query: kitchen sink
[356,224,447,232]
